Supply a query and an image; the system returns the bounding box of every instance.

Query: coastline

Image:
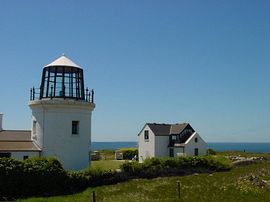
[91,141,270,153]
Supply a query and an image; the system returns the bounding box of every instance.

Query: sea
[91,142,270,153]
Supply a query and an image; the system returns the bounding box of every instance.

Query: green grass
[91,160,126,171]
[99,150,116,160]
[20,160,270,202]
[216,150,270,158]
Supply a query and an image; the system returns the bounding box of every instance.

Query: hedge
[120,156,232,178]
[0,157,125,198]
[0,157,85,198]
[0,155,232,199]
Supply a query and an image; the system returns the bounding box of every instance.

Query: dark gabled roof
[147,123,171,136]
[170,123,189,135]
[147,123,191,136]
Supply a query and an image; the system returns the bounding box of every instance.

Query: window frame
[194,148,199,156]
[33,120,37,135]
[171,135,177,141]
[144,130,149,141]
[72,121,79,135]
[0,153,11,158]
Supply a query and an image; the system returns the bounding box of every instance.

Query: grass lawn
[91,160,126,171]
[20,160,270,202]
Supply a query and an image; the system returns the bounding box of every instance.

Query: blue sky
[0,1,270,142]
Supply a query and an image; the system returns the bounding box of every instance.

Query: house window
[0,153,11,158]
[172,135,177,141]
[33,120,37,134]
[194,148,199,156]
[23,156,29,160]
[169,148,174,157]
[195,137,198,143]
[72,121,79,135]
[144,130,149,141]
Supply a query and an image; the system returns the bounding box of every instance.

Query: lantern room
[30,55,93,102]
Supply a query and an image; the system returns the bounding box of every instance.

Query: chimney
[0,113,3,131]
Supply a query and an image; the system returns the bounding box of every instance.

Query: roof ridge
[169,125,173,134]
[0,130,31,132]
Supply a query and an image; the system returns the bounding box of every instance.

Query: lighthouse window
[72,121,79,135]
[33,121,37,134]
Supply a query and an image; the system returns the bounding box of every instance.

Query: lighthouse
[29,55,95,170]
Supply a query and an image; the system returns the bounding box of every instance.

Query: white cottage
[0,55,95,170]
[0,116,41,159]
[138,123,207,162]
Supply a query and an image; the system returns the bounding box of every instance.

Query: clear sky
[0,1,270,142]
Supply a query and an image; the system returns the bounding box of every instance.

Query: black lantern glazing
[39,66,85,100]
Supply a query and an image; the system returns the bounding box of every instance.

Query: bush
[118,148,138,160]
[0,155,233,198]
[121,156,232,178]
[120,161,144,175]
[207,148,217,155]
[22,157,67,196]
[0,157,69,198]
[66,170,89,192]
[0,157,127,198]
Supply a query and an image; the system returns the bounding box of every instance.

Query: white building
[0,55,95,170]
[138,123,207,162]
[0,114,41,159]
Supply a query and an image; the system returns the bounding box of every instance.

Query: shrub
[120,161,143,175]
[0,155,233,198]
[22,157,67,196]
[207,148,217,155]
[66,170,89,192]
[118,148,138,160]
[0,157,69,198]
[121,156,232,178]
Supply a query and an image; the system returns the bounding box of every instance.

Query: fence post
[91,89,94,103]
[92,190,96,202]
[86,88,89,101]
[33,88,35,100]
[177,180,180,200]
[30,89,32,101]
[50,85,53,100]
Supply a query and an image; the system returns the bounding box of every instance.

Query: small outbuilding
[138,123,207,162]
[0,128,41,159]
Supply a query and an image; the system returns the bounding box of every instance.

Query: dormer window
[171,135,177,141]
[144,130,149,141]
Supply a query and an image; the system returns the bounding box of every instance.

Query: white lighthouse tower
[29,55,95,170]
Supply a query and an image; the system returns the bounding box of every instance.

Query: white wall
[155,136,169,157]
[11,151,39,159]
[184,132,207,156]
[138,125,155,163]
[0,113,3,131]
[174,147,185,157]
[29,99,95,170]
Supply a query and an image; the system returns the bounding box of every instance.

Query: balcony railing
[30,86,94,103]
